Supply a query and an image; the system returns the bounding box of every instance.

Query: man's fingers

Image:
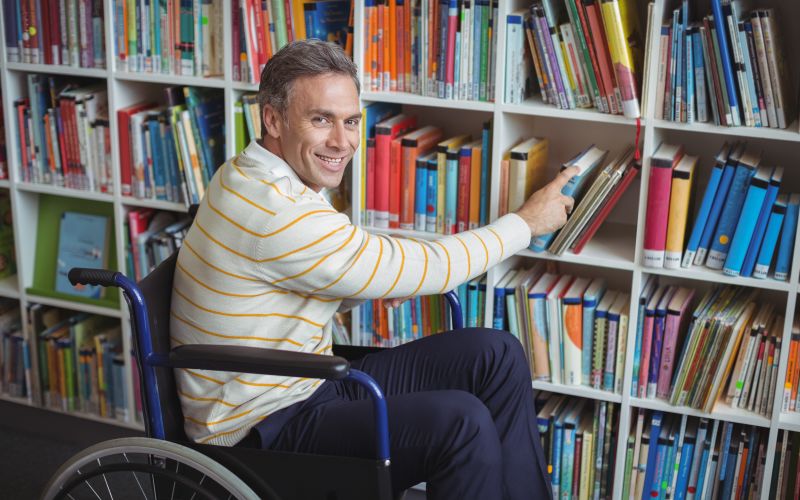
[552,166,580,189]
[562,195,575,213]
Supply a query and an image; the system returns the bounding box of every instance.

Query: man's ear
[262,103,283,139]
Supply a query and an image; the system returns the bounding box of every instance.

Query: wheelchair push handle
[68,268,120,288]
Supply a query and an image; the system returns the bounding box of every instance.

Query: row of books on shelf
[114,0,223,77]
[125,209,191,281]
[2,0,106,68]
[234,93,261,153]
[363,0,498,101]
[360,103,493,232]
[634,277,780,419]
[234,0,353,83]
[644,141,798,282]
[624,411,769,500]
[656,2,794,129]
[507,0,645,118]
[495,263,630,393]
[536,394,618,500]
[774,430,800,499]
[118,86,223,204]
[511,141,639,256]
[357,277,486,347]
[15,76,111,192]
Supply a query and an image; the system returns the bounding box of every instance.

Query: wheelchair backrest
[135,251,190,442]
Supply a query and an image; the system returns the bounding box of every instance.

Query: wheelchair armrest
[332,344,388,361]
[166,345,350,380]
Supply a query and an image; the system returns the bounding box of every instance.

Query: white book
[546,274,573,385]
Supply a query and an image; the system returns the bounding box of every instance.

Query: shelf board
[517,222,636,271]
[6,62,109,78]
[0,179,10,188]
[643,264,792,292]
[778,412,800,433]
[532,380,622,403]
[501,99,639,126]
[121,196,189,213]
[654,119,800,143]
[0,394,144,431]
[363,225,442,241]
[114,71,226,88]
[16,182,114,202]
[0,275,20,299]
[361,91,495,112]
[231,81,260,92]
[26,293,123,318]
[629,397,771,428]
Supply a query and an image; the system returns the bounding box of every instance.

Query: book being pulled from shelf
[114,0,223,77]
[125,209,192,282]
[118,86,224,206]
[644,141,798,281]
[633,276,780,419]
[363,0,498,102]
[535,393,619,500]
[508,0,648,118]
[655,1,796,129]
[234,0,354,83]
[495,262,629,394]
[2,0,106,68]
[358,275,486,347]
[625,410,769,500]
[15,76,111,192]
[773,430,800,499]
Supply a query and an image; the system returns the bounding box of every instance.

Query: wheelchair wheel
[41,437,270,500]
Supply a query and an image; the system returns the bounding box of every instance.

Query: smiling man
[170,39,575,499]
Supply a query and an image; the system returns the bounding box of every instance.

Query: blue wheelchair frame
[68,265,463,495]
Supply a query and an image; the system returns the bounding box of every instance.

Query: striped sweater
[170,141,532,446]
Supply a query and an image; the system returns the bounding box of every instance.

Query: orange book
[400,126,443,229]
[395,0,404,91]
[374,114,417,228]
[498,158,510,217]
[388,0,397,91]
[469,140,483,229]
[457,140,482,233]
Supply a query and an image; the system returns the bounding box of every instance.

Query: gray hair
[258,39,360,118]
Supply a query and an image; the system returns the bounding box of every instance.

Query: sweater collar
[240,140,334,201]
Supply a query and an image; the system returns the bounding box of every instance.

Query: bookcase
[0,0,798,498]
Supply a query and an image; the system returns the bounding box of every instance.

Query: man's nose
[327,122,348,149]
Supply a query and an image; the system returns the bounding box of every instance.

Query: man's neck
[258,138,322,193]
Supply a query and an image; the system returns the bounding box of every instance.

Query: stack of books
[633,276,780,418]
[644,141,798,281]
[3,0,106,68]
[495,262,630,392]
[507,0,646,118]
[625,411,769,500]
[655,1,795,129]
[118,86,224,206]
[361,103,493,234]
[363,0,499,101]
[14,77,111,192]
[773,430,800,498]
[125,209,192,282]
[235,0,353,83]
[359,276,485,347]
[536,394,618,499]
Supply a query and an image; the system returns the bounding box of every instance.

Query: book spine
[706,164,754,270]
[664,164,693,269]
[723,172,769,276]
[774,197,798,281]
[682,164,723,267]
[643,161,673,268]
[710,0,740,125]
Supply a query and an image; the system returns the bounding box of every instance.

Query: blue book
[659,426,677,499]
[458,283,468,327]
[774,193,800,281]
[706,147,760,270]
[723,165,772,276]
[425,155,438,232]
[551,401,569,498]
[719,431,739,500]
[692,27,708,123]
[581,278,607,386]
[303,0,349,46]
[683,144,729,267]
[530,145,607,252]
[753,194,787,279]
[632,276,657,396]
[741,167,782,277]
[492,269,516,330]
[467,277,479,328]
[643,411,664,496]
[685,26,696,123]
[147,117,167,200]
[695,143,741,265]
[55,212,111,299]
[444,148,460,234]
[560,400,584,498]
[669,9,680,120]
[715,422,735,499]
[648,287,675,399]
[737,21,761,127]
[650,431,669,499]
[678,1,688,121]
[711,0,741,125]
[414,152,435,231]
[674,434,695,500]
[694,436,712,499]
[478,277,487,327]
[479,122,491,226]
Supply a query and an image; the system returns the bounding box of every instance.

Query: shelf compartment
[779,412,800,433]
[653,119,800,144]
[0,275,19,299]
[629,396,771,428]
[121,197,189,213]
[643,265,792,292]
[17,182,114,203]
[6,62,108,78]
[25,293,122,318]
[114,71,227,89]
[532,380,622,404]
[518,222,636,271]
[502,99,640,126]
[361,91,495,112]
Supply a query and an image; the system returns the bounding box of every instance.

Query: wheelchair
[41,250,465,499]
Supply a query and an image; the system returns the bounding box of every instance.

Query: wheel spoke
[169,461,179,500]
[123,453,149,500]
[189,475,207,500]
[75,470,104,500]
[96,457,113,500]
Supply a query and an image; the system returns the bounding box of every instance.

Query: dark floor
[0,399,426,498]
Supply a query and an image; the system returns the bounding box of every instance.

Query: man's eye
[345,119,359,127]
[313,116,330,125]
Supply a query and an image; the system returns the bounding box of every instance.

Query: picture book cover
[55,212,110,299]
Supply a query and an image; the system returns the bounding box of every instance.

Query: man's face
[267,73,361,192]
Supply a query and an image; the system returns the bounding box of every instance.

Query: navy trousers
[250,328,551,500]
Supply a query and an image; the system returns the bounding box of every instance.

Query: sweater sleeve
[255,198,531,299]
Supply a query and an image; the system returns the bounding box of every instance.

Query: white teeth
[317,154,343,164]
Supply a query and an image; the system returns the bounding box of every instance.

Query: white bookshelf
[0,0,797,497]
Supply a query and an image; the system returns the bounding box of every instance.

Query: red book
[128,209,155,280]
[574,0,605,110]
[232,0,240,79]
[249,0,267,72]
[444,0,458,98]
[365,138,377,226]
[399,126,443,229]
[118,102,157,196]
[643,144,683,268]
[582,0,618,113]
[389,135,404,228]
[15,101,30,181]
[374,114,417,228]
[456,145,473,233]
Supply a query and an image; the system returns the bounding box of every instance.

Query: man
[170,39,576,499]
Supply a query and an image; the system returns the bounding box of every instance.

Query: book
[507,136,549,213]
[723,165,773,277]
[774,193,799,281]
[643,143,683,268]
[740,166,782,278]
[55,212,110,299]
[664,154,697,269]
[753,194,787,279]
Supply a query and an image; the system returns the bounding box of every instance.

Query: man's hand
[385,297,412,308]
[515,166,579,237]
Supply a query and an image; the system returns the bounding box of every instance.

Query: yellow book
[507,137,549,212]
[600,0,641,117]
[436,135,470,233]
[293,0,307,40]
[664,154,697,269]
[360,108,367,224]
[469,141,482,229]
